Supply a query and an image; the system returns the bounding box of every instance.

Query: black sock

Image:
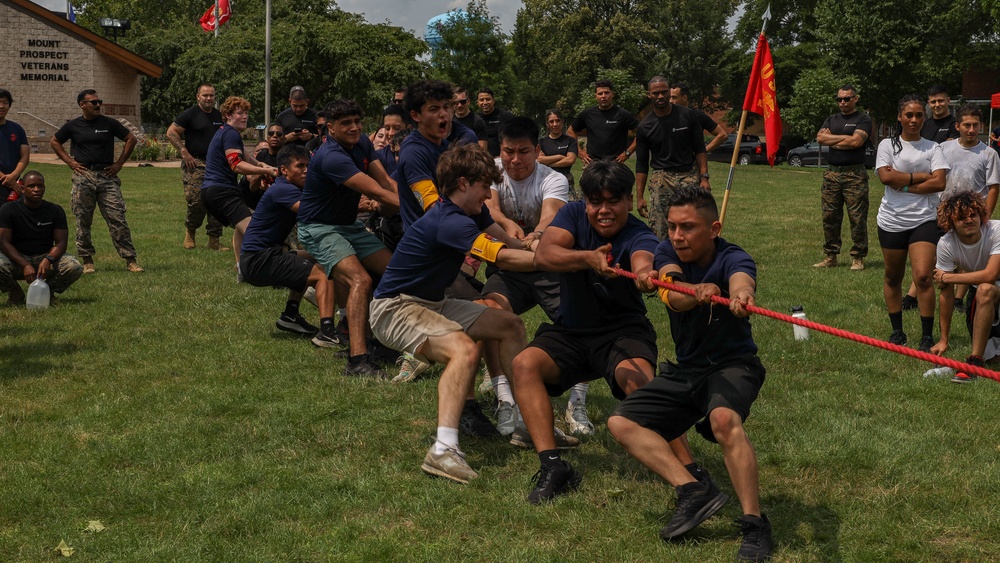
[320,317,335,335]
[920,316,934,339]
[538,449,562,469]
[283,300,299,317]
[348,354,366,365]
[889,311,903,332]
[464,399,476,409]
[684,462,703,480]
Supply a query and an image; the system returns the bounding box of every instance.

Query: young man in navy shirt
[370,143,535,484]
[239,145,337,345]
[609,186,771,562]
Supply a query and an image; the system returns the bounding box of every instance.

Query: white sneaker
[302,286,318,307]
[565,402,595,435]
[495,401,518,436]
[392,352,431,382]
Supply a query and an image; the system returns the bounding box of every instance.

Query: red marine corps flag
[200,0,231,32]
[742,32,781,166]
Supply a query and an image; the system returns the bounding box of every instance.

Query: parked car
[787,140,877,169]
[706,134,785,165]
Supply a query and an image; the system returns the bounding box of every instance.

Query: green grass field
[1,160,998,561]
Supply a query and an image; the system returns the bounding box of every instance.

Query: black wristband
[44,255,56,263]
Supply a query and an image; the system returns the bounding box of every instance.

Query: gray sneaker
[564,402,595,435]
[421,446,478,484]
[393,352,432,382]
[510,426,580,450]
[495,401,518,436]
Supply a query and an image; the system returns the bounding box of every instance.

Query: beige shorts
[369,294,488,363]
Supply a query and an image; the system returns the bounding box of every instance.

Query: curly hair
[220,96,251,118]
[937,190,987,233]
[437,143,502,197]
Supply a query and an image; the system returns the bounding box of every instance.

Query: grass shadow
[0,342,79,381]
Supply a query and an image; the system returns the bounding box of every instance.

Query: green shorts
[297,221,386,276]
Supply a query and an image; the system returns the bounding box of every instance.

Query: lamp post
[98,18,131,43]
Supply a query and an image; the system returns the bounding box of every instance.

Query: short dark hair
[667,186,719,221]
[197,83,214,94]
[477,87,495,98]
[498,116,538,146]
[289,86,308,101]
[405,80,453,116]
[595,79,614,92]
[0,88,11,105]
[277,144,310,171]
[580,160,634,200]
[267,122,284,132]
[382,104,409,122]
[315,111,328,122]
[955,103,982,122]
[671,81,690,98]
[437,143,503,197]
[839,84,857,95]
[453,86,468,96]
[77,89,97,104]
[648,76,669,89]
[544,108,564,122]
[21,170,43,183]
[324,99,363,121]
[927,85,949,98]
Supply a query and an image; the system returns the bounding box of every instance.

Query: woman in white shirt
[875,94,949,351]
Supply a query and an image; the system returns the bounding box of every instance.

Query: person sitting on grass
[0,171,83,305]
[239,145,338,345]
[369,143,536,484]
[510,161,712,504]
[931,190,1000,383]
[608,186,772,563]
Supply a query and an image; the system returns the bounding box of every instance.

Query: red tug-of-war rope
[610,266,1000,382]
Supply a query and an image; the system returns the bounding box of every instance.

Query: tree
[783,68,859,140]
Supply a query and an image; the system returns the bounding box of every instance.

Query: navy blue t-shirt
[396,132,449,230]
[375,198,494,301]
[548,202,659,329]
[0,120,28,174]
[376,145,398,178]
[240,177,301,253]
[299,134,376,225]
[201,124,244,190]
[446,120,479,147]
[654,237,758,367]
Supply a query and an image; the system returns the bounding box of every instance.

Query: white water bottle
[26,277,50,309]
[922,366,955,378]
[791,305,809,340]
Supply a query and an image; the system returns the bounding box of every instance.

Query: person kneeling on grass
[608,186,771,562]
[369,143,536,484]
[510,161,714,504]
[238,145,337,345]
[931,190,1000,383]
[0,171,83,305]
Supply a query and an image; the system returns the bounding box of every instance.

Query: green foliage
[783,68,858,139]
[574,68,647,116]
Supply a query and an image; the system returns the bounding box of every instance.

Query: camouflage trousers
[646,169,700,240]
[821,167,869,258]
[70,171,137,259]
[0,252,83,294]
[183,160,224,237]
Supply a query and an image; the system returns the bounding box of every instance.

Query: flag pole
[719,4,771,231]
[214,0,220,38]
[265,0,272,128]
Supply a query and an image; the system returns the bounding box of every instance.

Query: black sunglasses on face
[835,96,854,103]
[84,100,103,106]
[267,131,282,137]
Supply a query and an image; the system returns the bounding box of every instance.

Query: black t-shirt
[478,108,514,156]
[0,199,67,256]
[173,105,225,160]
[921,115,958,144]
[455,112,487,141]
[275,107,320,147]
[634,105,706,174]
[53,115,130,166]
[570,105,639,160]
[539,134,579,175]
[696,110,718,134]
[238,148,278,210]
[820,110,873,166]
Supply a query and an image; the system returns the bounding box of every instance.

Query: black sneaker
[735,513,773,562]
[311,330,343,348]
[954,298,965,314]
[459,401,500,437]
[952,355,983,384]
[370,339,401,366]
[276,313,318,335]
[659,481,730,541]
[901,295,918,311]
[887,330,907,346]
[527,460,582,504]
[917,335,934,353]
[343,355,388,379]
[336,317,351,345]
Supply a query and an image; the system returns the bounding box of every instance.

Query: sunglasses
[835,96,855,103]
[84,100,103,106]
[455,98,469,105]
[392,99,404,104]
[267,131,283,137]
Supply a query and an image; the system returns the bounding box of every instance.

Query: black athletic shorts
[444,271,484,302]
[965,285,1000,339]
[202,185,252,228]
[239,247,313,292]
[482,269,560,320]
[528,319,657,400]
[612,355,766,442]
[877,220,941,251]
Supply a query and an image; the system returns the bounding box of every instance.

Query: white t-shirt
[939,140,1000,199]
[876,137,949,232]
[491,160,568,232]
[936,220,1000,288]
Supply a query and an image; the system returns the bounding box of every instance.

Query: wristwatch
[625,150,633,158]
[701,173,710,179]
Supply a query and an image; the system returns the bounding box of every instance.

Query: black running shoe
[336,317,351,345]
[276,313,318,335]
[917,335,934,353]
[527,460,582,504]
[887,330,907,346]
[901,295,918,311]
[311,330,343,348]
[659,481,730,541]
[954,298,965,314]
[343,355,388,379]
[459,401,500,437]
[370,339,402,366]
[735,513,773,562]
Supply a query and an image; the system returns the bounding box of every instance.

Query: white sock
[492,375,515,405]
[434,426,460,455]
[569,382,589,407]
[337,308,347,320]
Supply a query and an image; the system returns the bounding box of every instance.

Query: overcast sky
[335,0,522,37]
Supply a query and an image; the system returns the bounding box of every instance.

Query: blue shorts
[297,221,386,277]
